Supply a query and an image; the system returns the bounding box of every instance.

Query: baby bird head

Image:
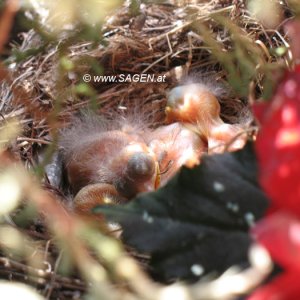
[111,142,158,198]
[166,83,222,125]
[60,112,160,201]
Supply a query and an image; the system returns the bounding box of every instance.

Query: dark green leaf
[95,143,269,282]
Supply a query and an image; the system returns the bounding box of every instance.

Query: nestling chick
[60,111,204,216]
[60,82,247,218]
[166,83,247,153]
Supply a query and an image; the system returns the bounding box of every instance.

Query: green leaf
[94,143,269,282]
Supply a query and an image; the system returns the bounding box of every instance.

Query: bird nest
[0,0,292,299]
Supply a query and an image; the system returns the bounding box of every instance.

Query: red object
[252,65,300,299]
[255,65,300,215]
[252,213,300,271]
[248,270,300,300]
[249,213,300,299]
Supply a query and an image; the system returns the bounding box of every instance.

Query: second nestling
[59,83,248,218]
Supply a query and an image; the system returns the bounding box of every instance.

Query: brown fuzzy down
[60,110,155,158]
[178,74,231,100]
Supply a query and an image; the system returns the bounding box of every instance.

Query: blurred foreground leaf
[0,281,44,300]
[0,171,22,216]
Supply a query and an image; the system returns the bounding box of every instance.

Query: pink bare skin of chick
[60,83,246,218]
